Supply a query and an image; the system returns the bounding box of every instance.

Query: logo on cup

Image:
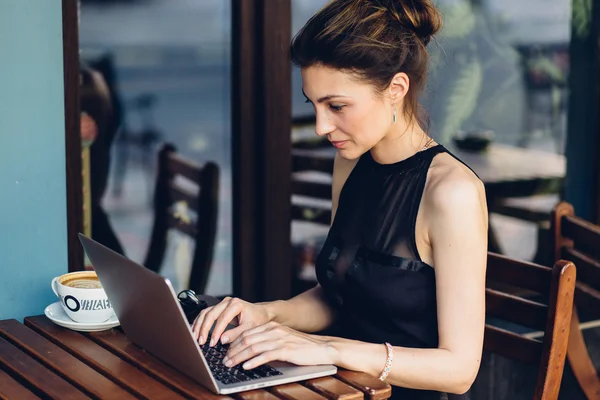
[51,271,115,324]
[61,295,111,313]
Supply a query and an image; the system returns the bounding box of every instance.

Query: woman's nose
[314,112,334,137]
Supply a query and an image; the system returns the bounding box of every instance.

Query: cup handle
[51,277,60,297]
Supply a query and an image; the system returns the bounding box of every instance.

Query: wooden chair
[551,201,600,399]
[144,143,219,294]
[484,252,576,399]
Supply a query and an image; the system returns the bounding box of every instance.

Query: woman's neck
[369,121,431,165]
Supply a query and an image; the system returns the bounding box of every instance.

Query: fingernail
[224,358,232,367]
[221,336,229,344]
[243,362,251,369]
[210,338,215,347]
[199,336,204,344]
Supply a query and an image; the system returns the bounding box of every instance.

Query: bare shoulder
[424,152,486,213]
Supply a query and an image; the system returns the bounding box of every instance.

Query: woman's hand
[192,297,271,346]
[222,322,334,370]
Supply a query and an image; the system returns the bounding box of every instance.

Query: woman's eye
[329,104,345,112]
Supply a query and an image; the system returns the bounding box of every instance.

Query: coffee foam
[59,272,103,290]
[64,278,102,289]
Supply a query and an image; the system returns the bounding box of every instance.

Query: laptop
[78,234,337,394]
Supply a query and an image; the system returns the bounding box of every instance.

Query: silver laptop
[78,234,337,394]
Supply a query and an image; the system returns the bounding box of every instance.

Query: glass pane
[425,0,570,154]
[79,0,232,295]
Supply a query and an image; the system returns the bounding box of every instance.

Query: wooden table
[0,316,392,400]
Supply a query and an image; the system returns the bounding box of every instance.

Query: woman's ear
[388,72,410,104]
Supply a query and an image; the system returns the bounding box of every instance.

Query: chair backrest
[485,252,576,399]
[550,201,600,399]
[291,148,334,226]
[144,143,219,294]
[552,201,600,311]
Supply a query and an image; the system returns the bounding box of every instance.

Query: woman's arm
[326,172,488,394]
[262,285,334,332]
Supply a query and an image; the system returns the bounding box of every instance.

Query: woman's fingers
[210,299,244,345]
[192,306,213,341]
[195,297,233,344]
[218,323,251,345]
[226,323,283,361]
[223,340,282,368]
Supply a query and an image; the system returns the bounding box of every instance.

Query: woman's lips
[331,140,348,149]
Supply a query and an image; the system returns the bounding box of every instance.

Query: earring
[392,105,397,123]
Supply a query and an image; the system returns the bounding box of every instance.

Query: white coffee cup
[51,271,114,324]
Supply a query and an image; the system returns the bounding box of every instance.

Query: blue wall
[0,1,68,320]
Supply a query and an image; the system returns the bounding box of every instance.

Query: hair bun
[386,0,442,45]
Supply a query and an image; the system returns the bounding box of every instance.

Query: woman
[193,0,487,398]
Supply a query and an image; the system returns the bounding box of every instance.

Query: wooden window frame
[63,0,293,300]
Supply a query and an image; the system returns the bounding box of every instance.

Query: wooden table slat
[0,336,88,400]
[269,382,328,400]
[233,389,282,399]
[0,367,41,400]
[0,319,136,400]
[24,316,187,400]
[84,327,232,399]
[305,376,364,400]
[334,370,392,400]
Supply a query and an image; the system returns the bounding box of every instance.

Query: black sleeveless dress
[315,145,473,400]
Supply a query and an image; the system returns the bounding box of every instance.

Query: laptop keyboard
[200,335,283,385]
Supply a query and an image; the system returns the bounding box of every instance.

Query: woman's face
[301,65,395,160]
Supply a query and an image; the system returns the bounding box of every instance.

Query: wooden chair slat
[484,324,543,365]
[24,316,188,400]
[168,153,203,182]
[292,180,332,200]
[85,328,231,400]
[485,289,548,331]
[168,214,198,237]
[573,281,600,318]
[534,260,576,398]
[335,370,391,400]
[304,376,363,400]
[292,150,334,173]
[487,253,552,295]
[232,389,282,399]
[562,247,600,290]
[0,336,88,400]
[169,182,199,211]
[291,205,332,226]
[562,215,600,261]
[0,319,135,399]
[269,382,328,399]
[0,367,41,400]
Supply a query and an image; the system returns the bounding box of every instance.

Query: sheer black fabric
[316,145,474,400]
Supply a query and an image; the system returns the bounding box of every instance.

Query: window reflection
[79,0,232,295]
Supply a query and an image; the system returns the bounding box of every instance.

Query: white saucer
[44,302,120,332]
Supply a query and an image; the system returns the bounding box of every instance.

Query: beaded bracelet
[378,342,394,381]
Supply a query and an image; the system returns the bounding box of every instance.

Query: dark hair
[290,0,442,129]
